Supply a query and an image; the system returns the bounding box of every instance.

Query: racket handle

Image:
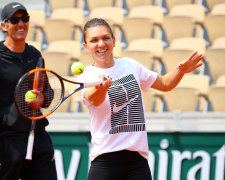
[25,132,34,160]
[83,80,103,88]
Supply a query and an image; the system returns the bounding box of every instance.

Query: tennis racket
[25,57,45,160]
[15,68,102,121]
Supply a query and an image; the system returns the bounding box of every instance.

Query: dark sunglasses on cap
[5,15,30,24]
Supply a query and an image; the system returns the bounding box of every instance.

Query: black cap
[1,2,28,21]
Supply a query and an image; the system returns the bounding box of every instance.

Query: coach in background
[0,2,57,180]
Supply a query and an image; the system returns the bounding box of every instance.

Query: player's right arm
[84,76,112,106]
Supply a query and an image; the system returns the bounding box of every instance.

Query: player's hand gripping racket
[15,68,102,121]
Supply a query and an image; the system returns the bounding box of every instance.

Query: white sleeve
[140,66,157,91]
[131,58,158,91]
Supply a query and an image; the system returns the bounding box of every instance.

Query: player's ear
[1,22,7,32]
[113,36,116,47]
[83,43,88,52]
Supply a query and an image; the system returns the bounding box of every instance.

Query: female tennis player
[77,18,203,180]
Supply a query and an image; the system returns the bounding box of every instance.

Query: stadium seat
[28,9,46,28]
[205,3,225,44]
[48,0,75,11]
[122,17,154,47]
[42,51,72,76]
[46,40,81,61]
[178,74,209,94]
[51,8,84,27]
[151,74,210,112]
[206,0,225,11]
[129,5,164,25]
[177,74,210,111]
[87,0,113,11]
[162,4,206,45]
[204,46,225,83]
[204,73,225,112]
[89,6,124,26]
[215,75,225,86]
[128,5,165,46]
[50,8,84,42]
[150,87,199,112]
[208,86,225,112]
[113,0,152,15]
[169,4,205,25]
[76,0,115,16]
[43,18,74,44]
[169,37,206,55]
[162,16,194,45]
[155,0,194,14]
[122,50,154,70]
[125,0,151,12]
[27,27,46,49]
[163,87,199,112]
[127,38,164,59]
[26,10,46,49]
[212,36,225,48]
[47,0,91,17]
[169,4,210,46]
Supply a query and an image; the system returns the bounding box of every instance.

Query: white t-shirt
[76,57,157,161]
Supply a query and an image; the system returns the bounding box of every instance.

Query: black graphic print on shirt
[108,74,145,134]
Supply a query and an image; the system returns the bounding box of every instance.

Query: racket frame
[15,68,98,120]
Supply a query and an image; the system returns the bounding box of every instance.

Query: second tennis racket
[15,68,102,120]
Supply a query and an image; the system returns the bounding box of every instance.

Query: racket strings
[16,71,63,119]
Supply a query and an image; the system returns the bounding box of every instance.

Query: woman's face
[83,25,115,68]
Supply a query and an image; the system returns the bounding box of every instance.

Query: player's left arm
[151,51,203,92]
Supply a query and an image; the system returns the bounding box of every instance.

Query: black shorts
[0,131,57,180]
[88,150,152,180]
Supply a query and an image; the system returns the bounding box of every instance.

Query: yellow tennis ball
[25,91,36,100]
[71,62,85,75]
